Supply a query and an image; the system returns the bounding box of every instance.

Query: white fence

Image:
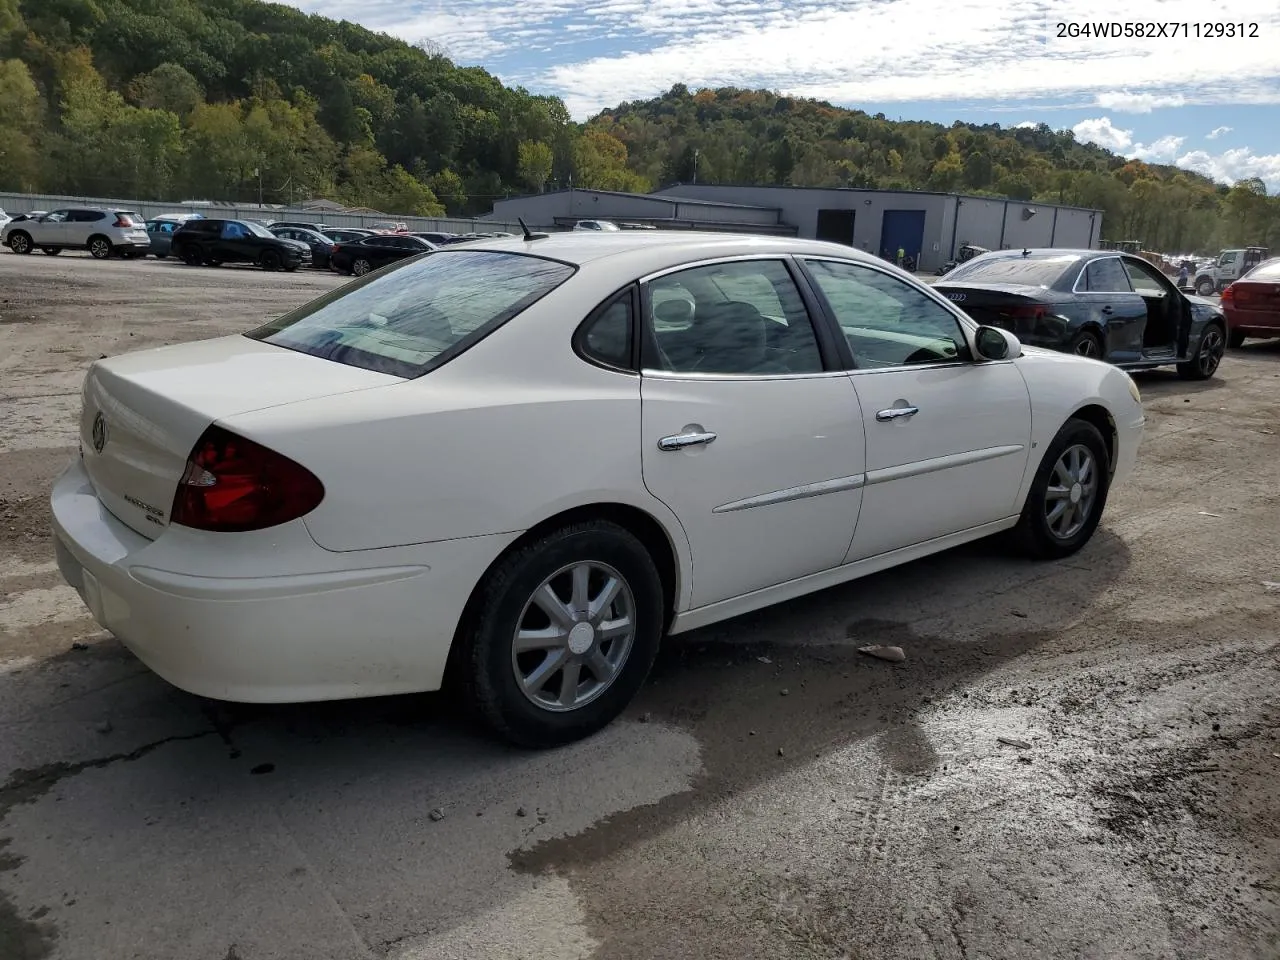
[0,192,532,235]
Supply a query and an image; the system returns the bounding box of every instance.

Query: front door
[34,209,71,246]
[639,257,865,609]
[798,257,1033,561]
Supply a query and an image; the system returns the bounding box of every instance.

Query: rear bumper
[50,457,511,702]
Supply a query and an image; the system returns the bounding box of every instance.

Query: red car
[1222,257,1280,347]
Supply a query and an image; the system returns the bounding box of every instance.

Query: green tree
[128,62,203,116]
[0,58,41,188]
[516,140,552,192]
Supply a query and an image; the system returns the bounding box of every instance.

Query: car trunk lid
[1227,280,1280,317]
[79,335,401,539]
[932,282,1057,333]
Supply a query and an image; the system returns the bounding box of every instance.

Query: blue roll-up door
[880,209,926,263]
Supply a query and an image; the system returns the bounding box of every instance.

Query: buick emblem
[91,412,108,453]
[946,292,967,302]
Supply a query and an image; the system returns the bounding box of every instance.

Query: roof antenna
[517,216,549,241]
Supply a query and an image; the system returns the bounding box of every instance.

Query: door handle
[658,430,717,451]
[876,405,919,422]
[1101,305,1114,314]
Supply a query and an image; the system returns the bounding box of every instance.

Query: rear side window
[1243,259,1280,281]
[247,250,576,378]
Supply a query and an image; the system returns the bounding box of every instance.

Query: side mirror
[974,325,1022,361]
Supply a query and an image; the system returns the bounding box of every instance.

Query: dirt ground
[1,250,1278,960]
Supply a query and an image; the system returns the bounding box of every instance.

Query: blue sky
[284,0,1280,191]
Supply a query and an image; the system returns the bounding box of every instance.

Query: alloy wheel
[1198,327,1224,377]
[352,259,371,276]
[1074,336,1101,358]
[1044,443,1098,540]
[510,561,637,713]
[90,238,110,259]
[11,233,30,254]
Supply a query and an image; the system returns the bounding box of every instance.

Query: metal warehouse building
[487,185,1103,273]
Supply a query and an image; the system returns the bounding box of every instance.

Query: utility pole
[693,149,699,184]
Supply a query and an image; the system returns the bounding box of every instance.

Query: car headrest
[655,298,694,326]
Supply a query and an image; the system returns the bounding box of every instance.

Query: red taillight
[1221,284,1236,303]
[114,215,135,228]
[171,426,324,532]
[1000,303,1048,320]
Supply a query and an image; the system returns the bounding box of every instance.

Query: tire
[1011,418,1111,560]
[1195,278,1215,297]
[462,521,664,748]
[351,258,372,277]
[179,245,203,266]
[1069,329,1104,360]
[8,231,32,255]
[1227,328,1246,349]
[41,247,61,256]
[88,236,112,260]
[260,250,283,272]
[1177,322,1225,381]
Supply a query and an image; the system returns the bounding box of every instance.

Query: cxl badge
[91,412,108,453]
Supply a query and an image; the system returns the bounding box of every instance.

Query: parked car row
[1,207,515,274]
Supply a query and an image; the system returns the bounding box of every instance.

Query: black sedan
[270,225,335,269]
[330,234,437,276]
[934,248,1227,380]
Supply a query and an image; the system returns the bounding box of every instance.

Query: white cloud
[1093,91,1186,113]
[1207,126,1233,139]
[1072,117,1133,152]
[1176,147,1280,191]
[1071,117,1280,191]
[1011,120,1038,128]
[278,0,1280,120]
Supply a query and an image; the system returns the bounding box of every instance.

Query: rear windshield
[945,254,1081,287]
[1242,258,1280,281]
[247,250,575,378]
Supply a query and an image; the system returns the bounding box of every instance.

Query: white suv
[2,207,152,259]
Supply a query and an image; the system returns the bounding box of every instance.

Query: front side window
[643,259,824,375]
[221,222,248,240]
[248,250,575,378]
[804,259,970,369]
[1124,259,1173,296]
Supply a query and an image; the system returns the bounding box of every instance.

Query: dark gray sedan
[934,249,1227,380]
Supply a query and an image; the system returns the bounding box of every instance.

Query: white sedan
[51,231,1144,746]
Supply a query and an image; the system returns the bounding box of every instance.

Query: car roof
[450,230,893,271]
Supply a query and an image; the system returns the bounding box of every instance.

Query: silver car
[2,207,152,259]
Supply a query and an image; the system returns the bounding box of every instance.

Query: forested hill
[590,86,1276,253]
[1,0,1275,251]
[0,0,622,215]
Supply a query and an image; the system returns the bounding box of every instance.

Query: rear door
[638,256,865,609]
[68,209,107,247]
[799,257,1032,561]
[1074,255,1147,362]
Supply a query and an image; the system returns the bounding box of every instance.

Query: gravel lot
[1,250,1278,960]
